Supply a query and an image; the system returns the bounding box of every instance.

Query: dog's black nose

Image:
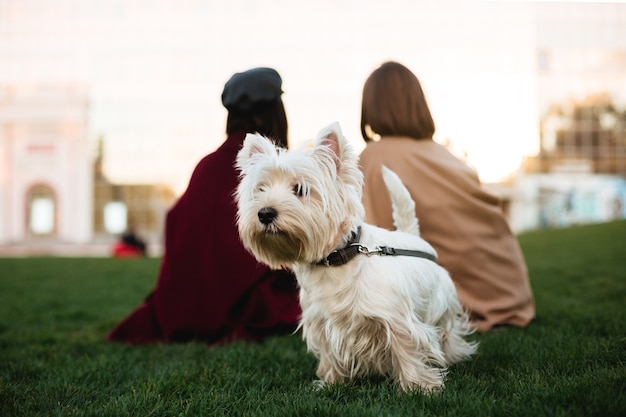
[258,207,278,225]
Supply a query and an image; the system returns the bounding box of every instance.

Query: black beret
[221,67,283,112]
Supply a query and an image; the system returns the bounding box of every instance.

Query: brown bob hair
[360,61,435,143]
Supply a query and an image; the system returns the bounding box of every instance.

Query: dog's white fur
[235,122,477,392]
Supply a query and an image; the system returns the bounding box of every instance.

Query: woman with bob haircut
[359,61,534,332]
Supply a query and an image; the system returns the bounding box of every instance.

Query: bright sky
[1,0,625,193]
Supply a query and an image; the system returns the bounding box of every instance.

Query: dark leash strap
[315,226,438,267]
[373,246,438,263]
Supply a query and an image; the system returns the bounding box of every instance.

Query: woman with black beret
[107,68,301,345]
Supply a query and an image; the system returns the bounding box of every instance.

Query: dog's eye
[293,183,307,197]
[257,184,267,193]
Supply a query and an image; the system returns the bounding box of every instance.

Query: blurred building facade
[527,95,626,176]
[510,96,626,232]
[0,84,93,244]
[92,136,176,245]
[0,1,625,250]
[506,3,626,232]
[0,85,175,252]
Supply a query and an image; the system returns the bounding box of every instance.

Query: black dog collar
[315,227,362,267]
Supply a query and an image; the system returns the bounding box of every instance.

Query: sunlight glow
[0,0,624,192]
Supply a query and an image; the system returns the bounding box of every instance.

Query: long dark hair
[226,99,289,148]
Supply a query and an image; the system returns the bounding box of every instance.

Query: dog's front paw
[311,379,327,391]
[396,366,445,394]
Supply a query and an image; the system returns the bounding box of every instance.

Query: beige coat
[359,137,535,332]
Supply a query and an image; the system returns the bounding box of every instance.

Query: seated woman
[107,67,301,345]
[358,61,535,332]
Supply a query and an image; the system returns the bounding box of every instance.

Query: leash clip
[378,246,396,256]
[357,245,398,257]
[357,245,383,257]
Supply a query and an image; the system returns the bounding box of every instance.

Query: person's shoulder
[186,147,238,186]
[196,141,238,168]
[361,137,437,158]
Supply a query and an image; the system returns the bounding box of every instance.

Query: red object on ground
[112,242,144,258]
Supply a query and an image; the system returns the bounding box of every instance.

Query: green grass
[1,221,625,417]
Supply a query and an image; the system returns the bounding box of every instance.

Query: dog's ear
[315,122,344,172]
[237,133,276,170]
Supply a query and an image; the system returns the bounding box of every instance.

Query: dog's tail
[381,165,420,236]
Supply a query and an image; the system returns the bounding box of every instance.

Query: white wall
[0,86,92,244]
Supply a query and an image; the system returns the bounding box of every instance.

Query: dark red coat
[107,131,301,345]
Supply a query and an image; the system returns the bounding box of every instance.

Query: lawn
[0,221,624,416]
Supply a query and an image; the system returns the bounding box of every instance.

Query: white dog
[235,122,477,392]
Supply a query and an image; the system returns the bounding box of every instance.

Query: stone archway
[26,183,57,237]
